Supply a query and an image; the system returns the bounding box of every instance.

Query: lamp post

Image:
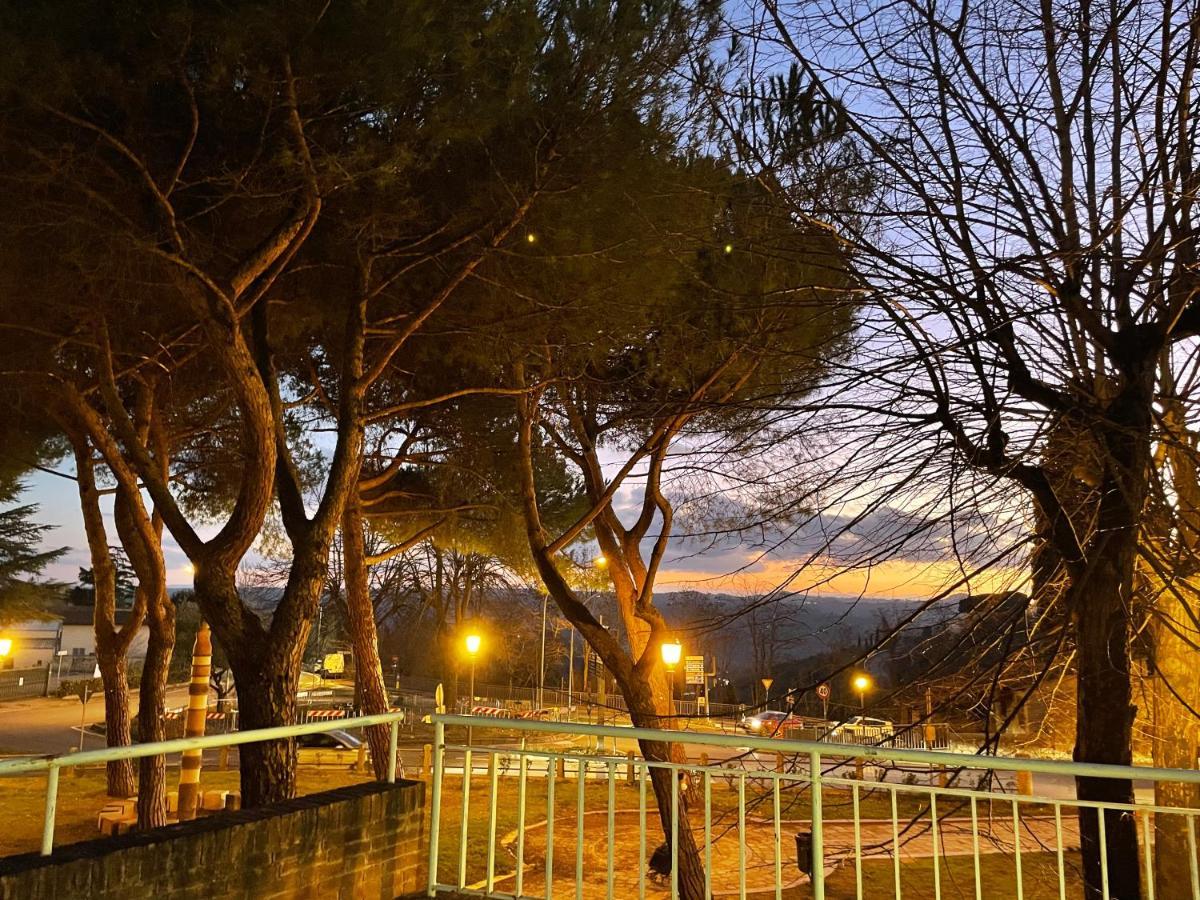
[852,673,872,710]
[465,631,481,746]
[538,591,548,712]
[661,638,682,718]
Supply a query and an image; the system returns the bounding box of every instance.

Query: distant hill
[654,591,959,680]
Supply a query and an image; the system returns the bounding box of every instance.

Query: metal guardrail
[0,710,408,857]
[426,713,1200,900]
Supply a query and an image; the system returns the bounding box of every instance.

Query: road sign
[685,656,705,685]
[816,682,831,700]
[761,677,774,691]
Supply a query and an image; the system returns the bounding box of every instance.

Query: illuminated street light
[0,638,11,658]
[594,555,608,569]
[852,673,873,709]
[661,638,682,715]
[464,630,483,745]
[660,638,682,670]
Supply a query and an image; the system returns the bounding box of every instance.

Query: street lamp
[0,638,11,658]
[661,638,682,714]
[852,673,872,709]
[465,631,482,701]
[594,554,608,569]
[464,631,482,746]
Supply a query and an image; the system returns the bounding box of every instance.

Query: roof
[60,606,141,628]
[0,618,62,633]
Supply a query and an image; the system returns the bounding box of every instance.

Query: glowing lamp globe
[661,639,683,669]
[465,633,482,656]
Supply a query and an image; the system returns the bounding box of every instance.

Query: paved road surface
[0,684,196,756]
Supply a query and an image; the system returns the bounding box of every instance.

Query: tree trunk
[1071,384,1152,900]
[194,572,293,806]
[136,598,175,829]
[342,496,393,779]
[625,672,707,900]
[229,650,301,806]
[96,650,137,798]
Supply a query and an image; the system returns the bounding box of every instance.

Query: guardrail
[426,713,1200,900]
[0,709,408,857]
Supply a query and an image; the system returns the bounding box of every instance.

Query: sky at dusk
[21,457,1024,603]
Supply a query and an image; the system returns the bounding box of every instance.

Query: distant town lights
[723,243,733,254]
[526,232,537,244]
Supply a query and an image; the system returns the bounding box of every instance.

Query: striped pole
[177,622,211,821]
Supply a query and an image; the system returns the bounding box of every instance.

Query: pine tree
[0,477,65,618]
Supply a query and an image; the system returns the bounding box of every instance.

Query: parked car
[826,716,895,738]
[297,729,364,766]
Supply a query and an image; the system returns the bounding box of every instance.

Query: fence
[0,666,49,701]
[396,674,744,720]
[427,712,1200,900]
[0,710,409,857]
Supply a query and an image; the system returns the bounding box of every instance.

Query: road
[0,684,196,756]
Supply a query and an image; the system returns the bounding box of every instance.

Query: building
[59,606,149,661]
[0,608,149,673]
[0,618,62,669]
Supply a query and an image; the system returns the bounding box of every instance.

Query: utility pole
[567,627,575,718]
[538,592,548,711]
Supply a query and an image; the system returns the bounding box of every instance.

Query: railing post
[809,750,824,900]
[40,763,60,856]
[387,719,399,783]
[427,718,444,898]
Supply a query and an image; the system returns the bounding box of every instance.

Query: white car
[297,729,364,766]
[827,715,894,738]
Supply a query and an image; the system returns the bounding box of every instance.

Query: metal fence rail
[426,713,1200,900]
[0,710,408,857]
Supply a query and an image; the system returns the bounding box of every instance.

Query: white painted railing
[0,710,407,856]
[427,713,1200,900]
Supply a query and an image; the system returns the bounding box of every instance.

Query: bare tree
[731,2,1200,895]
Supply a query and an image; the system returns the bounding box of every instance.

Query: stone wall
[0,779,425,899]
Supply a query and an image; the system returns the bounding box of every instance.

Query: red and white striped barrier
[164,710,230,721]
[469,707,552,719]
[304,709,348,720]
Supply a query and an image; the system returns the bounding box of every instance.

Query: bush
[55,677,102,700]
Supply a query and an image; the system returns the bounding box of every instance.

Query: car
[297,729,365,766]
[827,716,895,738]
[739,711,793,733]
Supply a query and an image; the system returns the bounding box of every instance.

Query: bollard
[854,757,864,780]
[776,752,785,774]
[218,746,229,771]
[556,756,566,781]
[626,750,636,785]
[423,743,433,780]
[355,744,368,774]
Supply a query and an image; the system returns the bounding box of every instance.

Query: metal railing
[427,712,1200,900]
[0,709,408,857]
